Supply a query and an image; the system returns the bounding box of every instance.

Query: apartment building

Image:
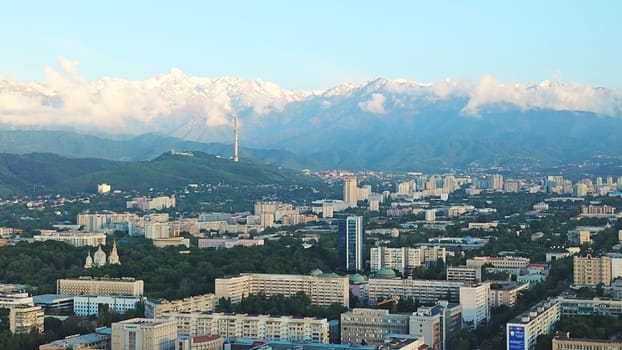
[215,273,349,307]
[370,246,446,273]
[161,312,329,343]
[145,294,216,319]
[446,266,481,283]
[340,309,410,346]
[506,299,560,350]
[409,301,462,350]
[74,295,142,317]
[368,277,463,304]
[10,305,44,334]
[573,254,612,287]
[489,282,529,308]
[459,283,490,328]
[57,277,144,296]
[33,231,107,247]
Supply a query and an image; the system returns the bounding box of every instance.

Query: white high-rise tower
[233,114,239,162]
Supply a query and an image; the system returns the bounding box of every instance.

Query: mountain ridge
[2,69,622,171]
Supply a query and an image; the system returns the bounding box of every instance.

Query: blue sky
[1,1,620,90]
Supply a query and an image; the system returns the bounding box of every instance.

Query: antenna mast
[233,114,239,162]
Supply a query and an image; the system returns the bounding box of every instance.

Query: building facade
[459,283,490,328]
[74,295,142,317]
[340,309,410,346]
[409,301,462,350]
[145,294,216,319]
[338,216,364,272]
[57,277,144,296]
[343,175,358,207]
[370,246,446,274]
[9,305,44,334]
[573,255,612,286]
[111,318,177,350]
[506,299,561,350]
[215,273,349,307]
[368,277,462,305]
[162,312,329,343]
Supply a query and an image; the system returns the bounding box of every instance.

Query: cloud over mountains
[1,57,621,143]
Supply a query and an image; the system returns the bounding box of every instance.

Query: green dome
[349,273,365,284]
[375,267,397,279]
[310,268,323,276]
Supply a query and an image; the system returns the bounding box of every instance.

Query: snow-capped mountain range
[2,60,622,170]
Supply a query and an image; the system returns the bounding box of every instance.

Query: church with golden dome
[84,241,121,268]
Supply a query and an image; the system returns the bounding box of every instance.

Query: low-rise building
[39,328,112,350]
[74,295,142,317]
[489,282,529,308]
[176,334,224,350]
[447,266,481,283]
[111,318,177,350]
[552,332,622,350]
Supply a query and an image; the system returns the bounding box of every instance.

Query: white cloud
[358,93,387,114]
[461,75,622,116]
[1,58,622,142]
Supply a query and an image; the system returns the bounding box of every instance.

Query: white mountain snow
[1,58,622,144]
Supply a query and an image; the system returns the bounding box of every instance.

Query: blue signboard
[508,325,525,350]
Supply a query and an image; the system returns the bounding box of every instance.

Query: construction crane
[377,295,400,313]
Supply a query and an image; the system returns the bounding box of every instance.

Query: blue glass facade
[338,216,364,272]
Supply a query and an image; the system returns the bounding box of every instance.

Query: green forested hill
[0,151,316,195]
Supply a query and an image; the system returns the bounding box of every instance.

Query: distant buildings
[97,183,111,194]
[343,175,358,207]
[33,231,106,247]
[126,196,176,211]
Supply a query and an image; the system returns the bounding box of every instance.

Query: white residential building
[215,273,349,307]
[74,295,142,316]
[506,299,560,350]
[161,312,329,343]
[370,246,446,273]
[459,282,490,328]
[33,231,107,247]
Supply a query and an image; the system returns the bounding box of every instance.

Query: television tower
[233,114,239,162]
